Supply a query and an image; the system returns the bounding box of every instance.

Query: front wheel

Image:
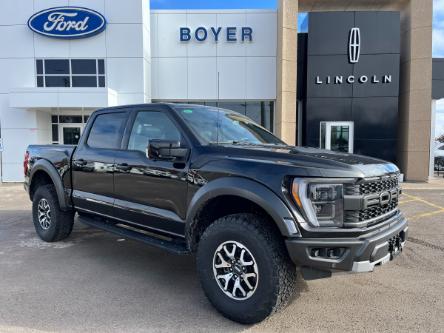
[32,184,74,242]
[196,213,297,324]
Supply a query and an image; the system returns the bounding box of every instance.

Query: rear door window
[87,112,127,149]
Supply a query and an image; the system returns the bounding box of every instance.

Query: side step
[78,215,190,255]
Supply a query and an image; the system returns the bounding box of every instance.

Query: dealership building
[0,0,436,182]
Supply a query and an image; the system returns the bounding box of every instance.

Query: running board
[78,215,190,255]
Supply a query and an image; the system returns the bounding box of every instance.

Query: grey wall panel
[354,139,398,163]
[432,58,444,99]
[352,97,398,140]
[354,12,400,55]
[307,12,354,55]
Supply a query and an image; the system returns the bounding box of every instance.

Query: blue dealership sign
[28,7,106,39]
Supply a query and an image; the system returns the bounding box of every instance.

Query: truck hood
[219,144,399,178]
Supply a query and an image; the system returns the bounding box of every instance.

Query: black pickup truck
[24,103,407,324]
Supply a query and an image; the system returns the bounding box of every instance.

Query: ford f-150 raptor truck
[24,103,407,324]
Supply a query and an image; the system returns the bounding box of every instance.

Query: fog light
[310,247,345,259]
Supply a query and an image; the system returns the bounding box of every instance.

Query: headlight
[291,180,344,227]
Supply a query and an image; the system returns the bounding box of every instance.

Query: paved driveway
[0,184,443,332]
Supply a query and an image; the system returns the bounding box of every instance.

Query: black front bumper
[285,213,408,273]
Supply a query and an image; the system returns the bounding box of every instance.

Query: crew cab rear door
[112,106,189,237]
[71,110,128,216]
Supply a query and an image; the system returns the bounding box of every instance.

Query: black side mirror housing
[147,139,189,161]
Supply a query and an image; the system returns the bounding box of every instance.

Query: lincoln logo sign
[27,7,106,39]
[315,27,392,86]
[348,27,360,63]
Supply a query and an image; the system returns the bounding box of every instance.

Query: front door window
[60,125,82,145]
[320,121,354,153]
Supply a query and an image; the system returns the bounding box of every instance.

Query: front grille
[344,174,400,227]
[358,177,399,195]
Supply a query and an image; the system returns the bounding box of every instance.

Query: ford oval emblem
[27,7,106,39]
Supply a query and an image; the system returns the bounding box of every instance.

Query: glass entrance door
[320,121,354,153]
[60,124,82,145]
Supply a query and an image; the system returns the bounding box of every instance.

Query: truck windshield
[174,105,285,146]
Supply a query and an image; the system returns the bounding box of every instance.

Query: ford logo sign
[27,7,106,39]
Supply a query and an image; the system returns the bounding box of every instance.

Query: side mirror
[147,139,189,161]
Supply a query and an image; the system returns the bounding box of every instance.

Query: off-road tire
[196,213,296,324]
[32,184,74,242]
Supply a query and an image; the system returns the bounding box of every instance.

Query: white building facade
[0,0,277,182]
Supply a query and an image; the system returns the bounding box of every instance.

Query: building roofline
[150,9,277,14]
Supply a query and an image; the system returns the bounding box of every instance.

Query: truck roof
[92,102,196,115]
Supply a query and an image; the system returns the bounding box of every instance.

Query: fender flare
[29,159,70,210]
[186,177,298,243]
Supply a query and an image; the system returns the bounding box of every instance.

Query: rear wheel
[196,213,297,324]
[32,184,74,242]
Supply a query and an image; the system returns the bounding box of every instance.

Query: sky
[150,0,444,138]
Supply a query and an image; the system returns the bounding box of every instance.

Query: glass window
[128,111,181,153]
[51,115,58,123]
[205,102,218,107]
[45,60,69,74]
[174,106,283,146]
[84,115,90,123]
[72,76,97,87]
[52,124,59,142]
[45,76,70,87]
[246,102,261,125]
[71,59,96,74]
[98,60,105,74]
[37,76,44,87]
[36,60,43,74]
[87,113,127,149]
[36,59,105,88]
[330,125,350,153]
[217,102,246,115]
[98,76,105,87]
[60,116,83,123]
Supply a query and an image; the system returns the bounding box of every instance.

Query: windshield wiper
[231,140,258,145]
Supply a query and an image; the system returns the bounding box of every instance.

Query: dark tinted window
[51,115,58,123]
[72,76,97,87]
[98,59,105,74]
[45,76,70,87]
[98,76,105,87]
[87,113,127,149]
[60,115,83,123]
[36,60,43,74]
[218,102,246,115]
[37,76,44,87]
[128,111,181,153]
[71,59,96,74]
[45,60,69,74]
[52,124,59,142]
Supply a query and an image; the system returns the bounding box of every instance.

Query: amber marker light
[291,181,303,208]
